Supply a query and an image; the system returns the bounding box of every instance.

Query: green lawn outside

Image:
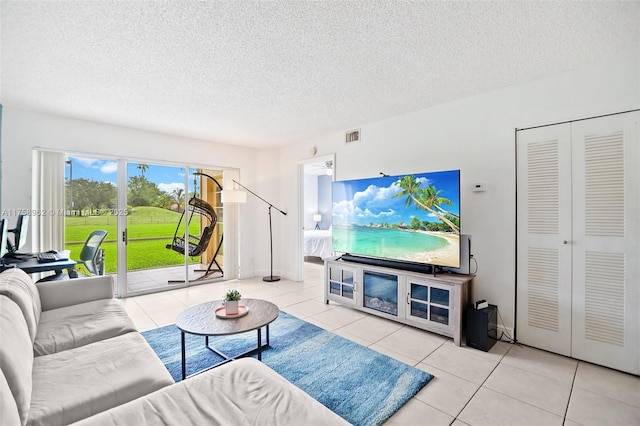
[66,240,190,274]
[65,222,185,242]
[64,206,220,273]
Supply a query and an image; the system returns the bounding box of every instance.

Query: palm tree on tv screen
[394,175,460,233]
[425,186,460,219]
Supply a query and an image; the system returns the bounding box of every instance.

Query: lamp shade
[221,190,247,204]
[313,214,322,222]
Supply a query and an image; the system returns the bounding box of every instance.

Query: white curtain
[31,150,65,252]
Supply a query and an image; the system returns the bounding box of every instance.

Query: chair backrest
[79,230,108,275]
[188,197,215,223]
[189,225,213,257]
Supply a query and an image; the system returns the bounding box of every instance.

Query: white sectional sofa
[0,268,347,426]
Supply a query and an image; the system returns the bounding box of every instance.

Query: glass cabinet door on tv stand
[324,262,357,307]
[405,277,457,337]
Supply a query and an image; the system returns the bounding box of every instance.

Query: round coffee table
[175,298,279,379]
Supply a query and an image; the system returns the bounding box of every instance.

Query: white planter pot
[225,300,239,315]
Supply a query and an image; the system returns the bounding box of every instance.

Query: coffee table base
[181,324,270,380]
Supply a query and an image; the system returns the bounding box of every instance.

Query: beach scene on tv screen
[332,170,460,268]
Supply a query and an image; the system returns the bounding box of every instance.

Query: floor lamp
[223,179,287,282]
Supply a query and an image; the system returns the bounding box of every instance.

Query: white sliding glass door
[118,162,225,295]
[63,155,120,294]
[55,154,229,297]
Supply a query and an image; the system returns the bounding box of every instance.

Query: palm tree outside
[172,188,185,210]
[137,163,149,177]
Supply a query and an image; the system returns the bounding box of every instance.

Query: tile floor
[122,262,640,426]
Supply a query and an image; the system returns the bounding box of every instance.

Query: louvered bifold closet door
[516,124,573,356]
[570,112,639,375]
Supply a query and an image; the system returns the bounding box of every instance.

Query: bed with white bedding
[304,229,333,258]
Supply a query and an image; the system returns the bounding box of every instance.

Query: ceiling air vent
[345,129,361,144]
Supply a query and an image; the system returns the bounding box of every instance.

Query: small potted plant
[224,289,242,315]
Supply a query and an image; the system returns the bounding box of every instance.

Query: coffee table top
[175,298,279,336]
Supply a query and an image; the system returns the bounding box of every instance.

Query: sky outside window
[65,157,196,196]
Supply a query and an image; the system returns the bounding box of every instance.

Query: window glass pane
[430,306,449,325]
[430,287,449,306]
[64,155,118,295]
[411,283,428,301]
[192,168,224,283]
[342,285,353,299]
[411,301,428,319]
[330,267,341,281]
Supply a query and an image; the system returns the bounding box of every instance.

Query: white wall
[237,147,288,279]
[0,108,260,279]
[277,53,640,332]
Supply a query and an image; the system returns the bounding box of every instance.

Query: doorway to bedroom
[300,155,334,278]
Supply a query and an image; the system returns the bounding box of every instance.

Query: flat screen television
[332,169,463,273]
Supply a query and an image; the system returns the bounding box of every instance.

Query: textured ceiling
[1,1,638,148]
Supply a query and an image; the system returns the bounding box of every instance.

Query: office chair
[37,230,107,281]
[74,230,108,277]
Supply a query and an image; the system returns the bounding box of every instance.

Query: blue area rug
[142,311,433,425]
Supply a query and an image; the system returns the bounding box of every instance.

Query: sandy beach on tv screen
[403,232,460,267]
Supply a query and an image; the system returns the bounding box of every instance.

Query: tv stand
[325,256,474,346]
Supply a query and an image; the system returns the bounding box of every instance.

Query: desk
[2,257,77,275]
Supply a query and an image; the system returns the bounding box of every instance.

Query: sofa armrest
[36,275,114,311]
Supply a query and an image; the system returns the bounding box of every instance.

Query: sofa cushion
[0,269,41,343]
[34,298,137,356]
[29,332,173,426]
[36,275,113,312]
[0,296,34,425]
[75,358,349,426]
[1,368,21,426]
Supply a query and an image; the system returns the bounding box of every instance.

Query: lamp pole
[232,179,287,282]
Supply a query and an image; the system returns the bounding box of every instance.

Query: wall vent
[345,129,361,144]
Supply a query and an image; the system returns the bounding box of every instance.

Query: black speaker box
[465,304,498,352]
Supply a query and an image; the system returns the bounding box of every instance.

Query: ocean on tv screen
[332,225,460,268]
